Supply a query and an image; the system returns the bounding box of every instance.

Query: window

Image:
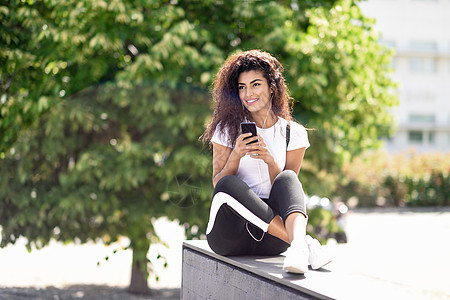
[409,41,437,73]
[409,58,437,73]
[428,132,435,144]
[410,41,437,52]
[409,114,436,124]
[408,131,423,143]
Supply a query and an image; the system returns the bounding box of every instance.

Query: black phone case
[241,122,257,144]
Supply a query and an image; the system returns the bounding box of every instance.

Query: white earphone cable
[255,97,272,197]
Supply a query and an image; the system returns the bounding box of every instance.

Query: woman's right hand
[233,133,258,158]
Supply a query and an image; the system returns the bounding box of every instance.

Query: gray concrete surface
[182,241,328,300]
[339,207,450,299]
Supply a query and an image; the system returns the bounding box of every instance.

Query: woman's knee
[269,170,306,214]
[214,175,253,199]
[274,169,301,185]
[215,175,241,192]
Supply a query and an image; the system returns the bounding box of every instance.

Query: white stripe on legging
[206,192,270,235]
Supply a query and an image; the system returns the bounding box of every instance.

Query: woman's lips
[246,98,258,105]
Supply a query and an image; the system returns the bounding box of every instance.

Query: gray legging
[206,170,307,256]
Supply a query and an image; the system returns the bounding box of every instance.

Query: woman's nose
[246,87,254,98]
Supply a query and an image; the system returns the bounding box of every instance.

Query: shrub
[337,150,450,207]
[307,206,347,244]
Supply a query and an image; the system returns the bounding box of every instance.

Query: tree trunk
[128,239,151,295]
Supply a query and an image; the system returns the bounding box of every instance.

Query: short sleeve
[211,123,233,148]
[287,122,310,151]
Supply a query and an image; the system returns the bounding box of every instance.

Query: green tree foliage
[1,0,219,293]
[0,83,213,293]
[286,3,398,195]
[0,0,397,293]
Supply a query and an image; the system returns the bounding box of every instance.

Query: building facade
[360,0,450,153]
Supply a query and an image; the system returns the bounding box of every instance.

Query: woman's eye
[238,86,245,90]
[253,83,260,87]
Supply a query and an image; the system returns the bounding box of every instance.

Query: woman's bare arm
[212,143,238,187]
[284,147,306,175]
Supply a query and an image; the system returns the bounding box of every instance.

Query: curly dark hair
[201,49,293,147]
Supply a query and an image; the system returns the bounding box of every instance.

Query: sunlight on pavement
[0,217,185,289]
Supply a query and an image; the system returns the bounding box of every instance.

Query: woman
[201,49,331,273]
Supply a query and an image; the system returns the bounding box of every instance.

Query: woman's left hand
[246,134,276,166]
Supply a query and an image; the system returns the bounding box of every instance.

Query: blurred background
[1,0,449,298]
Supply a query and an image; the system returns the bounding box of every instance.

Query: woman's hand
[232,132,258,158]
[245,134,276,166]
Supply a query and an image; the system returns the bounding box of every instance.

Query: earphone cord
[261,99,272,129]
[256,98,272,196]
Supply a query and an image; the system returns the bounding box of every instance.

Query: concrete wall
[181,247,316,300]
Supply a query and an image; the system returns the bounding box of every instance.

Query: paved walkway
[351,208,449,298]
[333,207,450,299]
[0,217,184,299]
[1,208,449,299]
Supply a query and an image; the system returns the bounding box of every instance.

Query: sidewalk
[339,207,450,299]
[0,217,183,299]
[1,208,449,299]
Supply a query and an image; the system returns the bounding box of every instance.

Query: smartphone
[240,122,258,144]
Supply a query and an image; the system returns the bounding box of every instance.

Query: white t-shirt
[211,117,310,198]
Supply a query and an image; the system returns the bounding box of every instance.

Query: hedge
[336,150,449,207]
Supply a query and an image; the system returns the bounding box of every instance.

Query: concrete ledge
[181,240,334,300]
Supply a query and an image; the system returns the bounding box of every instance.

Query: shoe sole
[310,259,332,270]
[283,265,308,274]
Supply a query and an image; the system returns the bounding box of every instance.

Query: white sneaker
[282,239,309,274]
[305,235,333,270]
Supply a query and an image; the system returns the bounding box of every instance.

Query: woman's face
[238,70,272,115]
